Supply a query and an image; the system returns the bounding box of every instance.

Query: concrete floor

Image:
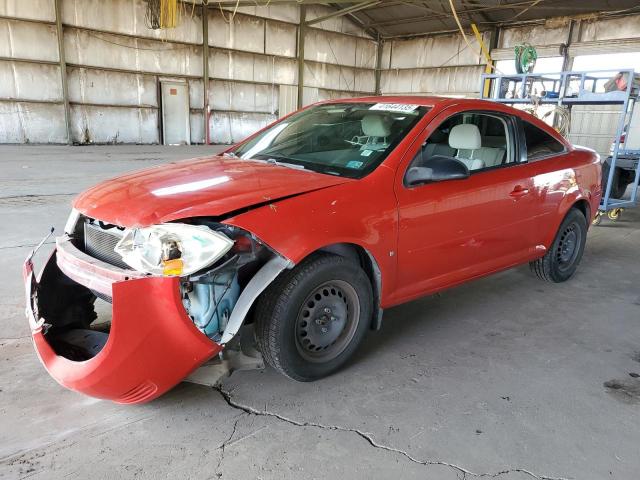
[1,145,639,480]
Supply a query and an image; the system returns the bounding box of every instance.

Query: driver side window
[408,111,513,178]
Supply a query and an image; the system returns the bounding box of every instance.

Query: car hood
[73,156,352,227]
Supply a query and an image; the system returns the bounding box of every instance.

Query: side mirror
[405,155,470,186]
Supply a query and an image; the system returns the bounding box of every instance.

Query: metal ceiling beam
[208,1,360,6]
[361,0,547,29]
[305,1,382,26]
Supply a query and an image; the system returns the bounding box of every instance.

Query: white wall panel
[568,104,623,158]
[355,37,377,69]
[210,111,275,144]
[209,11,265,54]
[0,61,62,101]
[354,70,376,93]
[305,62,367,92]
[70,105,159,143]
[210,112,232,144]
[209,80,277,114]
[0,19,59,62]
[303,87,362,106]
[65,28,203,77]
[499,23,569,49]
[209,49,297,85]
[188,78,204,109]
[190,111,204,144]
[388,33,486,69]
[0,0,55,22]
[0,0,379,144]
[381,66,483,96]
[227,5,299,24]
[63,0,202,44]
[67,67,157,106]
[381,42,392,70]
[265,21,297,57]
[580,16,640,42]
[0,102,66,143]
[305,28,357,66]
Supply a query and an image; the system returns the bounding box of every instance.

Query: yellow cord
[448,0,481,58]
[159,0,179,29]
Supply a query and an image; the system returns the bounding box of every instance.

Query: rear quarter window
[523,121,565,160]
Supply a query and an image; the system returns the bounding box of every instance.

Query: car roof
[318,95,451,107]
[314,95,572,148]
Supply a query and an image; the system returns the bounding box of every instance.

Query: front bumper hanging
[23,235,222,404]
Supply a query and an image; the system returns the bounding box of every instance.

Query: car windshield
[232,102,429,178]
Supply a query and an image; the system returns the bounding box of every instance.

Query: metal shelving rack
[480,69,640,219]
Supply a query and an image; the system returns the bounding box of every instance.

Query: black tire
[530,208,587,283]
[602,163,630,199]
[255,252,372,381]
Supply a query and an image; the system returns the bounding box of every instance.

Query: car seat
[360,114,393,151]
[448,124,485,170]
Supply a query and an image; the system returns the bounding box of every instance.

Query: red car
[24,97,601,404]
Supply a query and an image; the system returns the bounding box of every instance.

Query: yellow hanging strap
[471,23,493,98]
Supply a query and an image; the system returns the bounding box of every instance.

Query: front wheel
[255,252,372,381]
[530,208,587,283]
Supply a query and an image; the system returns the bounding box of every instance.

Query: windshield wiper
[253,154,305,170]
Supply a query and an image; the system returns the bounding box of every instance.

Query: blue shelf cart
[480,69,640,222]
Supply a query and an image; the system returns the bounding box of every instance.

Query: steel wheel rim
[295,280,360,363]
[556,222,581,271]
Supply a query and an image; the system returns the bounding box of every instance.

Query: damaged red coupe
[24,97,601,404]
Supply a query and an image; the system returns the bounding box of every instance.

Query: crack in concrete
[0,193,76,200]
[0,241,55,251]
[213,385,570,480]
[215,415,243,479]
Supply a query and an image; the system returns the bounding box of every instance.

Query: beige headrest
[362,114,392,138]
[449,124,481,150]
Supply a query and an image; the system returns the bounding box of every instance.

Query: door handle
[509,186,530,198]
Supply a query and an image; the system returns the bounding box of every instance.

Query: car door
[392,107,540,303]
[517,118,576,246]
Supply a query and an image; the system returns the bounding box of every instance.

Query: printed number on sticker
[370,103,419,113]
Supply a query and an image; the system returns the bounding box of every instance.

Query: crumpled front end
[24,211,291,404]
[24,242,221,404]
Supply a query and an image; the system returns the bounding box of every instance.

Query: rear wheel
[530,208,587,283]
[255,252,372,381]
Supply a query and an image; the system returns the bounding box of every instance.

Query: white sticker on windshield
[361,150,372,157]
[369,103,419,113]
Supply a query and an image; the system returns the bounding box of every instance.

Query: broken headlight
[114,223,234,276]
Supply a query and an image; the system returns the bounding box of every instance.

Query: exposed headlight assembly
[114,223,234,276]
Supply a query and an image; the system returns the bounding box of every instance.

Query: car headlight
[114,223,234,276]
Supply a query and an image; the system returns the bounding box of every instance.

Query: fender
[223,164,399,308]
[538,149,601,249]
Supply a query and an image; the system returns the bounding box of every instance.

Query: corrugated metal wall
[491,15,640,157]
[2,1,638,146]
[379,14,640,101]
[379,32,490,97]
[0,0,377,144]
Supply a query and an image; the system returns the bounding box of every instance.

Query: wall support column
[374,34,383,95]
[54,0,71,144]
[297,4,306,109]
[202,2,210,144]
[562,19,580,72]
